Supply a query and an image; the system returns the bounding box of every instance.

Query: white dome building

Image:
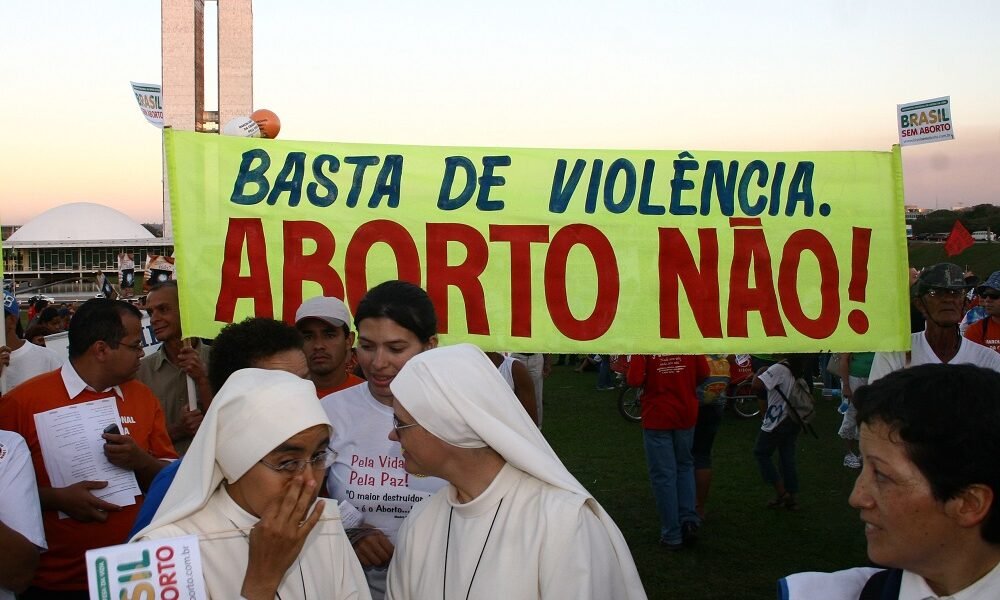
[3,202,172,283]
[8,202,156,243]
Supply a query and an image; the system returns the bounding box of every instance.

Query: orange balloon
[251,109,281,139]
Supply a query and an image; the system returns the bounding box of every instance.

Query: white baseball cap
[295,296,352,329]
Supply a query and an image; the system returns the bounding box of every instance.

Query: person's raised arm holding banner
[137,281,212,455]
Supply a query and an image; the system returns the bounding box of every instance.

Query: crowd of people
[0,259,998,599]
[0,279,640,600]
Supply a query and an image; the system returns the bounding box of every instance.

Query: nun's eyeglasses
[393,414,420,434]
[259,449,338,474]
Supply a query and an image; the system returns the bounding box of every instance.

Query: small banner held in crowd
[897,96,954,147]
[130,81,164,128]
[119,252,136,298]
[144,255,176,292]
[86,535,206,600]
[95,270,119,300]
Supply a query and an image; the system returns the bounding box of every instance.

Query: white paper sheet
[34,396,142,516]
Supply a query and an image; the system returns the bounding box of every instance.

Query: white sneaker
[843,453,862,469]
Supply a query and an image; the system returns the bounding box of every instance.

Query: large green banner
[165,128,909,353]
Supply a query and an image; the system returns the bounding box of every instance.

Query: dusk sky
[2,0,998,227]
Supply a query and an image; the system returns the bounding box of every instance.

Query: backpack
[772,365,817,437]
[778,378,815,424]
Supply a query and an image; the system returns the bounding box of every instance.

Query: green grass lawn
[542,365,869,599]
[908,241,999,278]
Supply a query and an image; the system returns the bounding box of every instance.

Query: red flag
[944,220,975,256]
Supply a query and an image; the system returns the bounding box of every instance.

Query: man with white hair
[870,263,1000,383]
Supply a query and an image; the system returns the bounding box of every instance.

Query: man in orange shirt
[965,270,1000,354]
[0,298,176,599]
[295,296,363,398]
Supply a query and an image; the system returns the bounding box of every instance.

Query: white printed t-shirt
[757,362,796,432]
[0,430,47,600]
[869,331,1000,384]
[5,342,63,392]
[321,383,446,542]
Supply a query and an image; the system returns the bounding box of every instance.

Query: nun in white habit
[385,344,647,600]
[132,368,371,600]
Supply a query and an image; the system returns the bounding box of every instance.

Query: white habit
[385,344,646,600]
[133,368,370,600]
[141,486,366,600]
[389,463,636,599]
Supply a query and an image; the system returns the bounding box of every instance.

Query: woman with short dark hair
[779,363,1000,599]
[321,280,446,600]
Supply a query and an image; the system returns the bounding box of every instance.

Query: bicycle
[615,358,761,422]
[617,385,642,422]
[724,375,760,419]
[619,375,758,422]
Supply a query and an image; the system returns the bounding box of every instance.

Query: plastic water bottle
[834,389,849,414]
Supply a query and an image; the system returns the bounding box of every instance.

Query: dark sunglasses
[981,292,1000,300]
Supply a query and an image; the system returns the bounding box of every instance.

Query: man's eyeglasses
[392,414,420,434]
[260,449,338,474]
[924,288,965,299]
[116,339,144,352]
[981,292,1000,300]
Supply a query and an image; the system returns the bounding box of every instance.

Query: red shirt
[627,355,709,430]
[964,317,1000,354]
[315,372,365,398]
[0,369,177,591]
